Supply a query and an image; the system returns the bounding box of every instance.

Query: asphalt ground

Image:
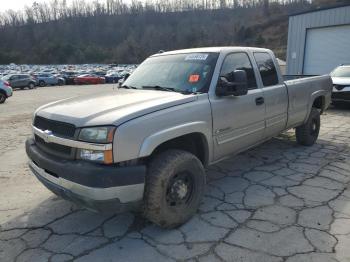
[1,85,350,262]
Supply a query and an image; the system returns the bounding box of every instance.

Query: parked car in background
[92,71,107,77]
[330,65,350,106]
[0,79,13,103]
[105,72,124,83]
[2,74,36,90]
[61,71,77,85]
[33,73,65,87]
[74,74,105,85]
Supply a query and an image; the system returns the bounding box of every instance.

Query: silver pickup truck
[26,47,332,228]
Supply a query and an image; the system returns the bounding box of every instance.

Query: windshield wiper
[142,85,178,92]
[120,85,137,89]
[142,85,201,95]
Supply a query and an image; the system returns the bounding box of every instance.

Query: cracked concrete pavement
[1,85,350,262]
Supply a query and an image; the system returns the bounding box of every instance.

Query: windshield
[331,67,350,77]
[123,52,219,93]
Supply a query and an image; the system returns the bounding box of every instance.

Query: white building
[287,4,350,75]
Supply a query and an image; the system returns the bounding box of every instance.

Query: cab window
[253,52,279,87]
[220,52,257,90]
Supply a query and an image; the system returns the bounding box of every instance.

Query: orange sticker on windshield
[189,74,200,83]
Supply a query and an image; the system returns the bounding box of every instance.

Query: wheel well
[0,89,6,95]
[312,96,325,113]
[151,133,209,166]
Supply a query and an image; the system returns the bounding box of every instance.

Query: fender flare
[304,90,327,123]
[138,121,212,161]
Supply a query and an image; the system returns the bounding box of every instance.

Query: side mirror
[216,70,248,97]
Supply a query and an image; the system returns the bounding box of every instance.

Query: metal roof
[290,3,350,17]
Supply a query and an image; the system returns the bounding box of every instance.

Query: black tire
[0,93,6,104]
[28,82,35,89]
[39,80,46,87]
[144,150,206,228]
[296,108,320,146]
[58,80,64,86]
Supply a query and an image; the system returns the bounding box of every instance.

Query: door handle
[255,97,264,105]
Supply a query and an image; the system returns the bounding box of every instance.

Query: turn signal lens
[104,150,113,164]
[79,149,113,164]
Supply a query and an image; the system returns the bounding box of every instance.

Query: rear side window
[253,52,279,87]
[220,52,257,90]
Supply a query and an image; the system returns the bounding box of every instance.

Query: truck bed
[284,75,333,129]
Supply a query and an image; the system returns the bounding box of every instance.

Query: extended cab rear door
[252,52,288,138]
[210,52,266,161]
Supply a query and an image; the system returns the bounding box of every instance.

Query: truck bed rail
[283,75,318,81]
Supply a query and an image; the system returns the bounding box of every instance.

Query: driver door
[210,52,266,161]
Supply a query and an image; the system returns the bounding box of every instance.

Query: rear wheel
[144,150,206,228]
[0,93,6,104]
[296,108,320,146]
[39,80,46,87]
[28,82,35,89]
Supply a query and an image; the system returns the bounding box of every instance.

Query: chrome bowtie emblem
[43,130,53,143]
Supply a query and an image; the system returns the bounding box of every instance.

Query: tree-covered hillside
[0,0,347,64]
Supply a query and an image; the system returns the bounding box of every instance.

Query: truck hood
[331,77,350,86]
[36,89,196,127]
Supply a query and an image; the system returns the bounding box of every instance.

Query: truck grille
[35,135,73,159]
[33,116,76,159]
[34,116,76,138]
[332,92,350,101]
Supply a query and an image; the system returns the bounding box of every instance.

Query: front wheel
[0,93,6,104]
[144,150,206,228]
[296,108,320,146]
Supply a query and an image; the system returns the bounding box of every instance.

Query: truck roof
[152,46,271,57]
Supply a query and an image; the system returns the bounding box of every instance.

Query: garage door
[303,25,350,75]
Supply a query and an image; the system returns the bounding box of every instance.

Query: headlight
[78,126,115,143]
[78,149,113,164]
[78,126,115,164]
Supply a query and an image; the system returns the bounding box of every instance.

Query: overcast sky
[0,0,140,12]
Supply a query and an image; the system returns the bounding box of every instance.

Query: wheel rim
[166,171,194,207]
[310,118,319,136]
[0,94,5,102]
